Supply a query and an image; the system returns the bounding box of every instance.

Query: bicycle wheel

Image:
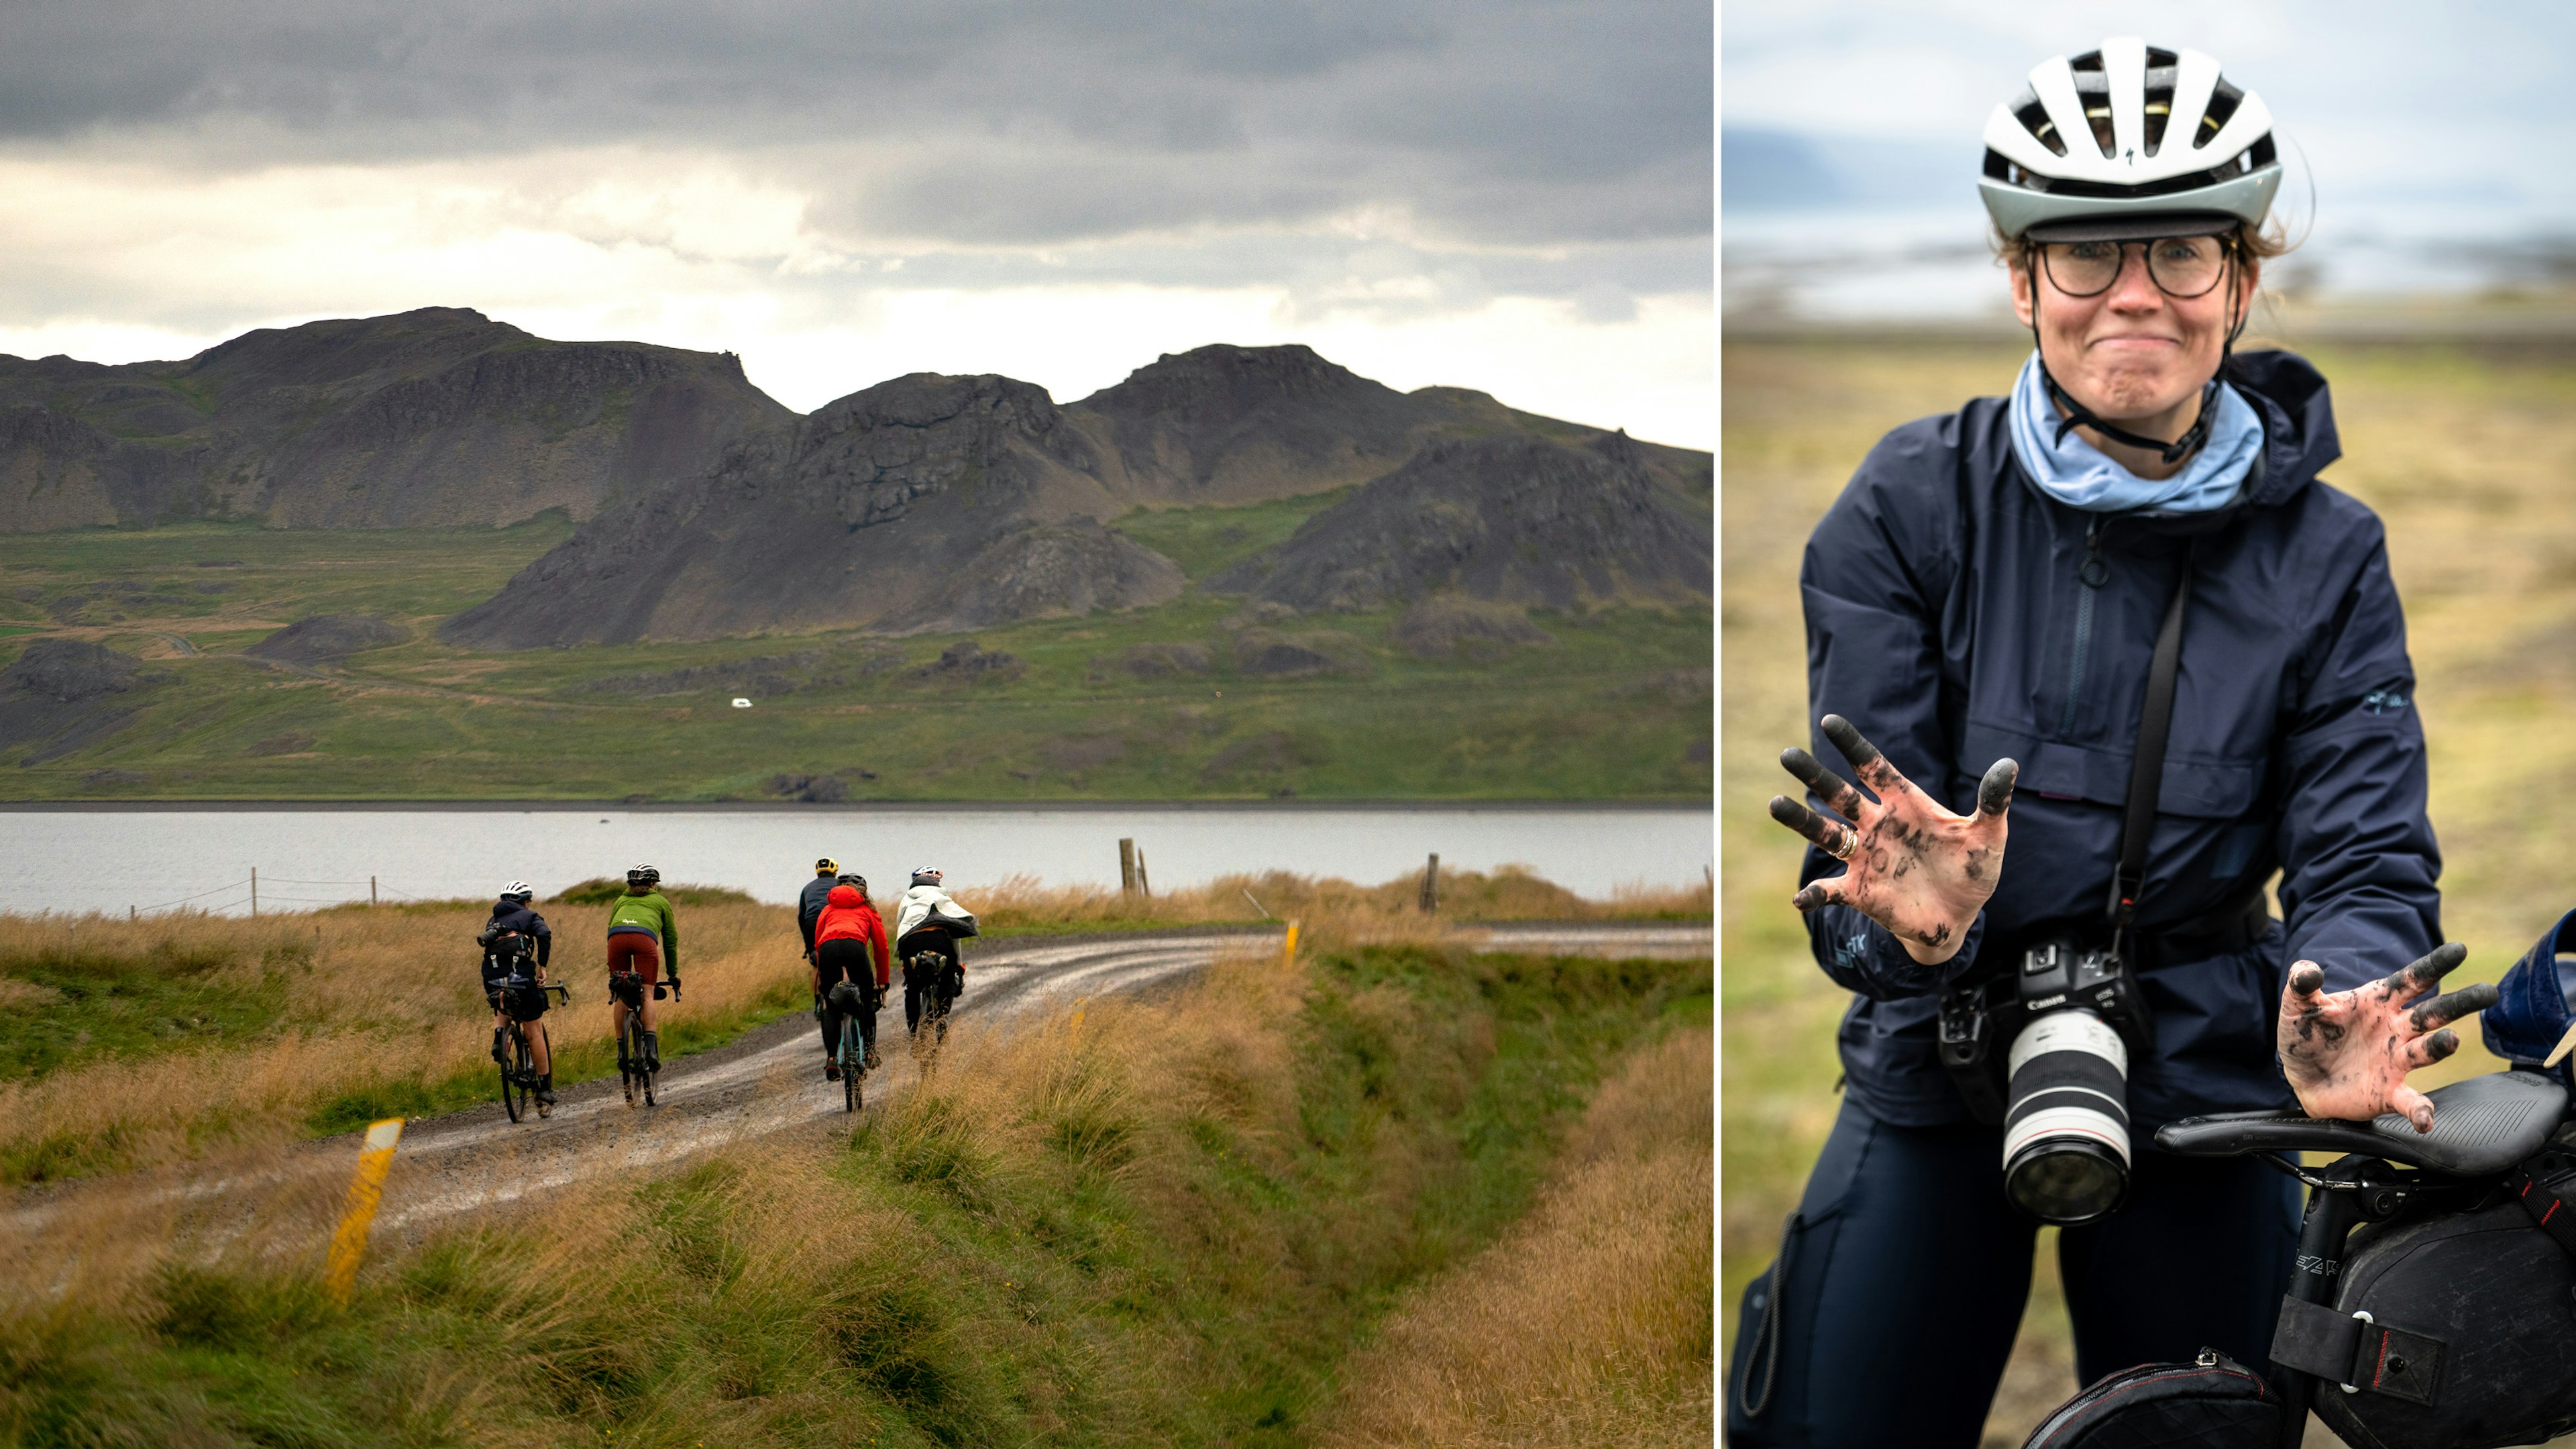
[842,1018,861,1113]
[640,1016,658,1107]
[501,1023,527,1122]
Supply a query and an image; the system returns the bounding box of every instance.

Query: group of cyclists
[474,859,977,1112]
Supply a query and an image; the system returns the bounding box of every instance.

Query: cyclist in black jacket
[480,881,557,1107]
[797,857,839,961]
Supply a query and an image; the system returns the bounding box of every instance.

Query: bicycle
[608,969,679,1107]
[904,947,962,1048]
[2070,1069,2576,1448]
[498,980,571,1122]
[825,979,871,1112]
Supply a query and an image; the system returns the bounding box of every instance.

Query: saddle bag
[2019,1350,2279,1448]
[826,980,870,1014]
[2300,1144,2576,1449]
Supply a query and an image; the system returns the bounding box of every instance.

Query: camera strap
[2107,540,2198,937]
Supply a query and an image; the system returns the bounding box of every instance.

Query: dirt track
[1,922,1711,1244]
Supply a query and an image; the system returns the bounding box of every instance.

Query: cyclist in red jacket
[812,872,891,1078]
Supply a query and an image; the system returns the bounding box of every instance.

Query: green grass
[1109,491,1348,580]
[0,939,294,1081]
[0,499,1710,800]
[2,945,1707,1446]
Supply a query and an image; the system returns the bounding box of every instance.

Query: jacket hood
[827,883,864,908]
[2224,348,2341,508]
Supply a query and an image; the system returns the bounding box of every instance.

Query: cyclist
[894,867,977,1038]
[797,856,840,963]
[812,871,890,1077]
[605,864,680,1077]
[1727,38,2477,1446]
[480,881,555,1108]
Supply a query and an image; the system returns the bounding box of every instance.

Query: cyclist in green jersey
[605,864,681,1074]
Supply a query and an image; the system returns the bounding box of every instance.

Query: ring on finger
[1829,825,1859,861]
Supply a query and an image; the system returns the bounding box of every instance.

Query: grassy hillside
[0,498,1709,801]
[1723,335,2576,1438]
[0,932,1709,1446]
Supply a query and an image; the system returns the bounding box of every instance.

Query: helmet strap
[2023,245,2229,468]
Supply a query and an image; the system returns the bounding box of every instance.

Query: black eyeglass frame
[2023,233,2241,301]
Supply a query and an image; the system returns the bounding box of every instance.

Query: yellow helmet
[814,857,839,875]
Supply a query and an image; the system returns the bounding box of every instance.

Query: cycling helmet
[502,880,533,902]
[1979,38,2281,243]
[626,864,660,890]
[910,867,943,886]
[837,871,867,894]
[814,857,839,875]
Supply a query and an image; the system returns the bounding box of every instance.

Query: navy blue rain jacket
[1798,350,2439,1130]
[798,875,836,952]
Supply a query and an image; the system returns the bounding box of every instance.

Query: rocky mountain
[0,308,791,530]
[444,339,1711,647]
[1206,433,1711,611]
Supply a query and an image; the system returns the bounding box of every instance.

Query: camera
[1939,936,2153,1225]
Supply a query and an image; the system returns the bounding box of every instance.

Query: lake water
[0,805,1712,918]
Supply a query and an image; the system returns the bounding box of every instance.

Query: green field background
[1723,335,2576,1440]
[0,490,1710,802]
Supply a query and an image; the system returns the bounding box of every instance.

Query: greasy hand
[1767,714,2019,965]
[2278,944,2498,1131]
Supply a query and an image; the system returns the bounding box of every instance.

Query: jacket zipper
[2059,517,2107,737]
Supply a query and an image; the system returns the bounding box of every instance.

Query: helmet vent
[2008,89,2067,157]
[2141,56,2178,154]
[2197,79,2245,149]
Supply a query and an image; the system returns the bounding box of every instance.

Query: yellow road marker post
[325,1117,404,1303]
[1070,996,1090,1040]
[1283,921,1299,969]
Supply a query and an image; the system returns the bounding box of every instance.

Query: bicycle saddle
[2155,1070,2568,1177]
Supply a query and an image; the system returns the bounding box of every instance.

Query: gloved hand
[2278,943,2498,1132]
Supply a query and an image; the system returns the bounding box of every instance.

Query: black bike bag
[2303,1138,2576,1449]
[2020,1350,2279,1448]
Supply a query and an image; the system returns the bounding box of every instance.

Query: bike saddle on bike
[2155,1069,2568,1176]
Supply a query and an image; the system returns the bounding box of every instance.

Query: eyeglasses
[2031,235,2235,299]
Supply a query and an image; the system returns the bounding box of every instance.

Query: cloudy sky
[1725,1,2576,317]
[0,1,1712,445]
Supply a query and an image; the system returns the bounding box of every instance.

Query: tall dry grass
[976,863,1711,935]
[0,865,1703,1187]
[1312,1028,1715,1448]
[0,899,805,1181]
[0,933,1705,1445]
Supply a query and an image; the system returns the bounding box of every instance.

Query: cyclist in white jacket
[894,867,977,1038]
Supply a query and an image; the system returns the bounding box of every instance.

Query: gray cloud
[0,0,1711,250]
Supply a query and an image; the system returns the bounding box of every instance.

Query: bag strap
[2512,1160,2576,1260]
[2107,541,2198,930]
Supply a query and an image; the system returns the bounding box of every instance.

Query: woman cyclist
[812,871,891,1077]
[480,880,555,1108]
[605,864,679,1077]
[1726,38,2492,1446]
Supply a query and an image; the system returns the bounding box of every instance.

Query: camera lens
[2001,1011,2131,1225]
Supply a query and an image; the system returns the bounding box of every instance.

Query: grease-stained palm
[1766,714,2019,966]
[2279,943,2498,1130]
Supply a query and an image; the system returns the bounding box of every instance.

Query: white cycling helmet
[911,867,943,886]
[502,880,533,901]
[1979,38,2282,243]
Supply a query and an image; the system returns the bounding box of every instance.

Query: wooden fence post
[371,875,378,906]
[1136,847,1151,898]
[1119,838,1138,895]
[1418,853,1440,914]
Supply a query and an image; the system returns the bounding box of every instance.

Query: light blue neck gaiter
[2006,352,2263,515]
